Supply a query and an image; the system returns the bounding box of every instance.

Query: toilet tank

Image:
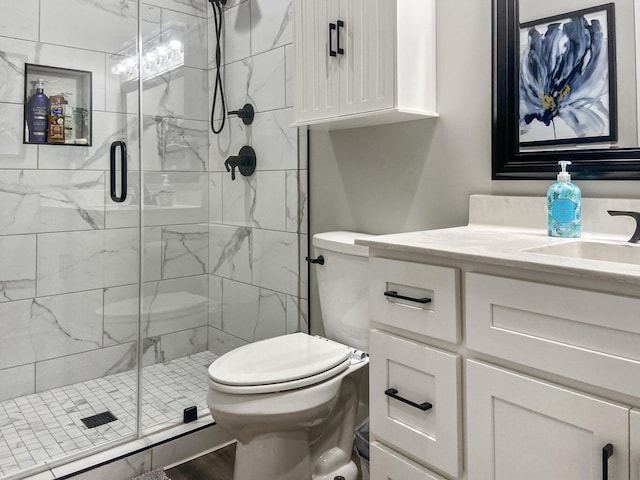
[313,231,373,352]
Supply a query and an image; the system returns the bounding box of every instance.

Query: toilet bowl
[207,232,372,480]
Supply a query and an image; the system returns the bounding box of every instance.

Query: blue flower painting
[519,4,616,146]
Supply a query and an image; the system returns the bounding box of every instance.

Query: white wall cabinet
[293,0,437,130]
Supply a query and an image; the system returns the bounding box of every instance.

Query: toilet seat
[208,333,353,394]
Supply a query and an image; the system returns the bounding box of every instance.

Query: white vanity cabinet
[293,0,437,129]
[365,243,640,480]
[632,411,640,480]
[466,360,629,480]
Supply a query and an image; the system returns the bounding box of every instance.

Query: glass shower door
[0,1,142,478]
[138,1,213,433]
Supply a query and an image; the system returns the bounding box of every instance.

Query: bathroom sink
[525,241,640,266]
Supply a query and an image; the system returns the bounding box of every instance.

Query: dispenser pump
[557,161,572,182]
[36,78,45,93]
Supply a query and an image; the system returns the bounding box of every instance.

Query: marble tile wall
[0,0,214,402]
[206,0,307,352]
[0,0,306,405]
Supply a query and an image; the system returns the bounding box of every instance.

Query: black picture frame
[492,0,640,180]
[519,4,617,148]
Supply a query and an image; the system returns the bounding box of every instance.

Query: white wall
[309,0,640,334]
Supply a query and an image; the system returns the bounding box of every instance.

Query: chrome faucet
[607,210,640,243]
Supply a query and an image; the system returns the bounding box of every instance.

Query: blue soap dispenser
[547,161,581,237]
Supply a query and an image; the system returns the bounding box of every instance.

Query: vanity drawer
[370,442,448,480]
[466,272,640,397]
[370,257,460,343]
[370,329,461,477]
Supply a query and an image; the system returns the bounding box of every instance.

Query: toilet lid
[208,333,351,387]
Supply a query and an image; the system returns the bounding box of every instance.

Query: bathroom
[1,0,640,479]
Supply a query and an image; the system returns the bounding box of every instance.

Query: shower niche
[23,63,92,146]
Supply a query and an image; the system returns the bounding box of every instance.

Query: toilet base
[234,430,311,480]
[233,433,358,480]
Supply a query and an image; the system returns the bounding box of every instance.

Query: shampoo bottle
[26,79,50,143]
[547,161,581,238]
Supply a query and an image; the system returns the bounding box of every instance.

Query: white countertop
[356,225,640,286]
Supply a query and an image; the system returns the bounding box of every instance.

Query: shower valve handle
[224,146,257,180]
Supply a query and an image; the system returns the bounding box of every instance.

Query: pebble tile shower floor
[0,350,218,478]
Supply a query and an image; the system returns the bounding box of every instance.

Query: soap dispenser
[156,174,174,207]
[547,161,581,238]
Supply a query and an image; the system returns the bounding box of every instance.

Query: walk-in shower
[0,0,305,477]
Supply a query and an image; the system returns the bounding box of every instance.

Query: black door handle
[110,141,127,203]
[385,388,432,411]
[329,22,337,57]
[384,290,432,304]
[336,20,344,54]
[602,443,613,480]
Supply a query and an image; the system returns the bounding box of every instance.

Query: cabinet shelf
[24,63,92,147]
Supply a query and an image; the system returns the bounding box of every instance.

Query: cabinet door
[632,410,640,480]
[467,360,629,480]
[340,0,395,115]
[294,0,341,122]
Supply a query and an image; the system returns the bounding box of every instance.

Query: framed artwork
[519,3,617,147]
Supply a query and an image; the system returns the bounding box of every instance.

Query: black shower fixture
[209,0,226,6]
[225,146,257,181]
[229,104,255,125]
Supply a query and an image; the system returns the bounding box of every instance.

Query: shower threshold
[0,350,218,480]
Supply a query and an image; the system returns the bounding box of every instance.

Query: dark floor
[165,442,363,480]
[166,443,235,480]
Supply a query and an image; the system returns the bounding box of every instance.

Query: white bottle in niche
[156,174,174,207]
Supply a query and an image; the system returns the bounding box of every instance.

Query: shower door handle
[110,141,128,203]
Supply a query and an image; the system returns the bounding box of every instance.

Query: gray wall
[309,0,640,335]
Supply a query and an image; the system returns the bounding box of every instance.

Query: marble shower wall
[207,0,308,354]
[0,0,213,401]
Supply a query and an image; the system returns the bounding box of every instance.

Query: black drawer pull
[384,290,432,304]
[385,388,432,411]
[602,443,613,480]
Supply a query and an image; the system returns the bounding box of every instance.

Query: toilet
[207,231,372,480]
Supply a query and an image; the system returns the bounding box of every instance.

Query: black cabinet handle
[602,443,613,480]
[385,388,432,411]
[305,255,325,265]
[384,290,432,304]
[110,141,127,203]
[329,22,337,57]
[336,20,344,54]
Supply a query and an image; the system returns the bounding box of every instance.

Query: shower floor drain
[80,411,118,429]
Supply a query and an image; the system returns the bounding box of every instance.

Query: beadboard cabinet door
[294,0,341,122]
[467,360,630,480]
[339,0,395,116]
